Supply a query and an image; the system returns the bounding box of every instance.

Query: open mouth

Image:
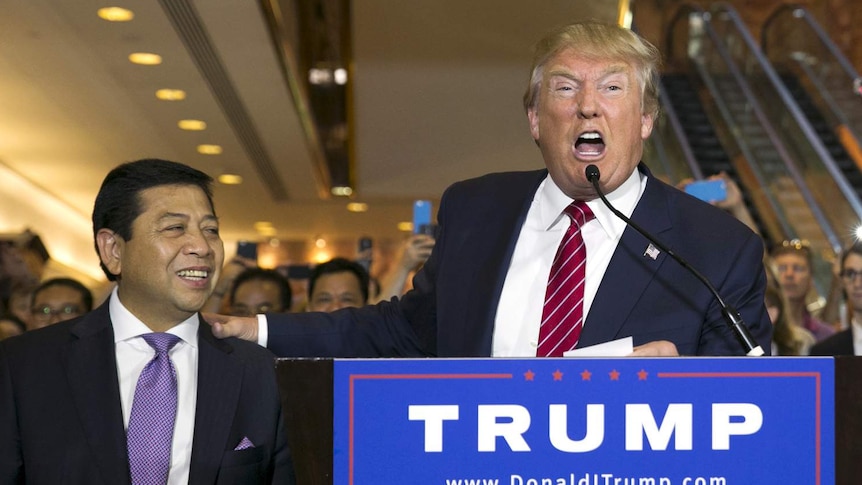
[177,269,209,281]
[575,131,605,157]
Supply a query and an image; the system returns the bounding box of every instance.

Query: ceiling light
[155,89,186,101]
[217,173,242,185]
[178,119,207,131]
[334,68,348,85]
[197,144,223,155]
[331,186,353,197]
[397,221,413,232]
[308,68,332,85]
[346,202,368,213]
[128,53,162,65]
[257,226,277,237]
[97,7,134,22]
[254,221,274,231]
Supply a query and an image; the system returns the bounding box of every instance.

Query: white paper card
[563,336,633,357]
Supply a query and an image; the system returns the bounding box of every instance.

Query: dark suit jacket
[267,165,771,357]
[0,302,294,485]
[810,328,855,356]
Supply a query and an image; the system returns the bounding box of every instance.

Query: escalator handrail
[657,78,704,180]
[761,3,861,81]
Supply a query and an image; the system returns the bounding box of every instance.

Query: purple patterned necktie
[127,333,181,485]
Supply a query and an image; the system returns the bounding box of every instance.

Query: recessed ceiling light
[128,53,162,65]
[254,221,274,231]
[257,226,277,237]
[334,68,348,85]
[155,89,186,101]
[346,202,368,213]
[397,222,413,232]
[178,119,207,131]
[217,173,242,185]
[97,7,134,22]
[197,144,223,155]
[331,186,353,196]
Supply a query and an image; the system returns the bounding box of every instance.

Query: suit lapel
[64,303,130,484]
[579,167,673,347]
[188,320,243,485]
[462,171,548,353]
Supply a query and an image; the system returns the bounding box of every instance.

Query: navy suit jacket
[810,328,855,356]
[0,302,294,485]
[267,165,771,357]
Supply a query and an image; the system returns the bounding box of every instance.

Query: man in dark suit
[0,159,294,484]
[210,22,771,357]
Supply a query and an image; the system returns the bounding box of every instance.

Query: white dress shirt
[492,170,646,356]
[852,318,862,356]
[111,287,199,485]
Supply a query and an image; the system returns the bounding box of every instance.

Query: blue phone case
[413,200,432,234]
[685,179,727,202]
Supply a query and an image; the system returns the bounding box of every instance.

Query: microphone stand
[585,165,764,356]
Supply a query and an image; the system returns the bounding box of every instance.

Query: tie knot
[141,333,182,355]
[564,200,594,228]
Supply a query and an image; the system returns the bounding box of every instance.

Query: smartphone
[685,179,727,203]
[236,240,258,261]
[284,264,311,280]
[357,237,373,271]
[413,200,432,235]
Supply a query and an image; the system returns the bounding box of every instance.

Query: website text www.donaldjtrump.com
[444,474,728,485]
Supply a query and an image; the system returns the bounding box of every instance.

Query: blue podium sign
[333,358,833,485]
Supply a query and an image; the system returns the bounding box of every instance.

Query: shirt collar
[110,286,199,347]
[538,166,646,238]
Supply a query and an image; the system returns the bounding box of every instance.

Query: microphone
[585,165,764,356]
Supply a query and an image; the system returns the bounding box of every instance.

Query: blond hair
[522,22,661,119]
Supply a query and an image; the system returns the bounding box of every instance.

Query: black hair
[308,257,370,304]
[228,267,293,311]
[92,159,214,281]
[31,277,94,312]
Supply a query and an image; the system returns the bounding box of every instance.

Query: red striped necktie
[537,200,595,357]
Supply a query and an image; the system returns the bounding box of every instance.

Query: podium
[277,357,862,485]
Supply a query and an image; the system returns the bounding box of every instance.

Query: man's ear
[528,107,540,143]
[641,112,655,140]
[96,229,123,278]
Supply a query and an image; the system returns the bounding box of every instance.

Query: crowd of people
[0,19,860,484]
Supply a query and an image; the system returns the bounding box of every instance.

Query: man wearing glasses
[228,267,293,316]
[771,239,835,342]
[29,277,94,330]
[812,242,862,355]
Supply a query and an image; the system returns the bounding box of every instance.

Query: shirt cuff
[256,314,268,347]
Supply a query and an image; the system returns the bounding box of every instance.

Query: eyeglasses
[31,305,83,321]
[841,269,862,283]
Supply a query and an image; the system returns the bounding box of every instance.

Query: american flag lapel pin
[644,244,660,260]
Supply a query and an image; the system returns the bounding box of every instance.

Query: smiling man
[1,159,294,484]
[210,22,771,358]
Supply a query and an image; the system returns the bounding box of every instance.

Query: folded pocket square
[234,437,255,451]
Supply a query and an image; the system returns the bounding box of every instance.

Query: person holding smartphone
[676,172,760,235]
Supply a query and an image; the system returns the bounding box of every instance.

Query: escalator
[659,3,862,294]
[762,5,862,198]
[650,72,773,248]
